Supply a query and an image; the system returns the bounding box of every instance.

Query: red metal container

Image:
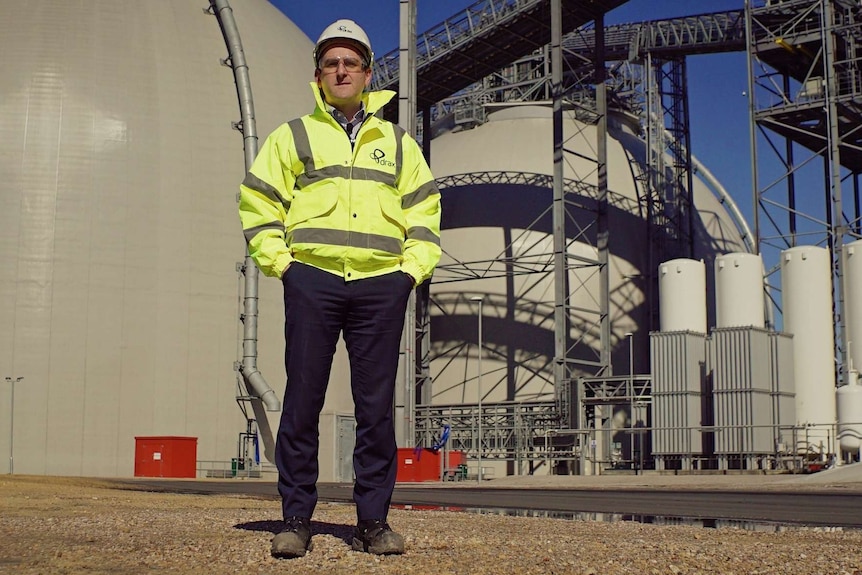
[396,448,465,482]
[134,436,197,478]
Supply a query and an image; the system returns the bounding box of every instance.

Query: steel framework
[406,8,756,473]
[746,0,862,383]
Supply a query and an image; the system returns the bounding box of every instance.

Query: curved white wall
[428,106,748,406]
[780,246,837,427]
[0,0,339,476]
[715,252,765,328]
[659,259,707,333]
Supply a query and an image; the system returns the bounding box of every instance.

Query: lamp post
[5,376,23,475]
[624,332,634,402]
[624,332,634,473]
[471,296,484,482]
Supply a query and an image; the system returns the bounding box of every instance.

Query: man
[238,19,442,559]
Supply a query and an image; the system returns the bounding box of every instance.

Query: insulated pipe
[238,268,281,412]
[210,0,280,414]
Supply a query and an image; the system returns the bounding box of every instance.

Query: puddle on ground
[392,504,854,532]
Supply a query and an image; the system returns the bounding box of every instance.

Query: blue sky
[270,0,754,226]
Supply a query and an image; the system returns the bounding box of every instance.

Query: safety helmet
[313,19,374,69]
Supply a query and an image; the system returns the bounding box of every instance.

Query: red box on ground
[134,436,197,478]
[396,448,465,482]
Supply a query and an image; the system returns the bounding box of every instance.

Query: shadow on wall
[429,171,742,402]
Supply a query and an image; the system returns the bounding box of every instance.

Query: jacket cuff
[275,254,295,279]
[401,260,423,286]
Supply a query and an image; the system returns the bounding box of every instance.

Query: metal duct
[210,1,280,433]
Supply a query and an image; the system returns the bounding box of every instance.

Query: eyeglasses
[318,55,366,73]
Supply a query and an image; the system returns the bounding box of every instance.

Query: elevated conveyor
[371,0,630,118]
[564,9,746,60]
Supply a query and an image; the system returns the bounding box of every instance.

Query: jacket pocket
[376,188,407,236]
[286,186,339,229]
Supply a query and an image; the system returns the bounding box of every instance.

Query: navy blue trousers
[276,263,413,521]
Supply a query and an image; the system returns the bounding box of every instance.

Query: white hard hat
[313,19,374,68]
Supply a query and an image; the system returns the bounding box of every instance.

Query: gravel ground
[2,475,862,575]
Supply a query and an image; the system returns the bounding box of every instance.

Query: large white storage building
[1,0,752,478]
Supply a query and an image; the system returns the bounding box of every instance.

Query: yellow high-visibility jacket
[239,83,441,285]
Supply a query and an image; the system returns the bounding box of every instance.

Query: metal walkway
[373,7,748,106]
[565,9,746,60]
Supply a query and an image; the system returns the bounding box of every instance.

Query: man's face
[315,42,371,113]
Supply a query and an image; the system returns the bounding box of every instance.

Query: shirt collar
[328,101,366,127]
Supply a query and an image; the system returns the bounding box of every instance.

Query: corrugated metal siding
[651,331,707,394]
[769,332,796,442]
[652,391,704,454]
[712,327,772,392]
[650,331,706,454]
[713,389,773,453]
[711,327,775,454]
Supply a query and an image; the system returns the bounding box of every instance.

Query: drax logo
[370,148,395,167]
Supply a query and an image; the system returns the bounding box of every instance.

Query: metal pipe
[396,0,418,449]
[471,296,484,482]
[596,12,610,379]
[551,0,566,399]
[744,0,761,255]
[5,377,22,474]
[209,0,279,413]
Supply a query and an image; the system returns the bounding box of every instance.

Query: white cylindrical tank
[780,245,837,427]
[659,259,707,333]
[845,239,862,377]
[715,252,765,328]
[837,370,862,453]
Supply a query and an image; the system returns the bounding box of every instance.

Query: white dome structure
[0,0,339,476]
[427,105,749,406]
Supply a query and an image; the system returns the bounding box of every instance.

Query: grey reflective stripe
[288,118,314,176]
[298,165,397,188]
[351,166,396,187]
[407,226,441,246]
[290,228,403,254]
[243,221,284,244]
[402,180,439,209]
[298,164,351,186]
[242,172,289,207]
[392,124,405,184]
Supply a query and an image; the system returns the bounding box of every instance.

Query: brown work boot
[351,519,405,555]
[271,516,313,558]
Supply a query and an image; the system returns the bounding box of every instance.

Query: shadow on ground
[235,520,354,543]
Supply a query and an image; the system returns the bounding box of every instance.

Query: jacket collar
[309,82,396,120]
